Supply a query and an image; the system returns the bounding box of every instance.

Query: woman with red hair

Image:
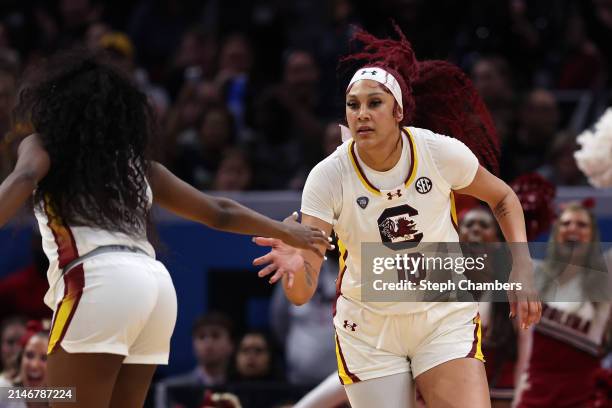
[254,26,541,407]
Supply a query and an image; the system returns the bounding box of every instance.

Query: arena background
[1,0,612,407]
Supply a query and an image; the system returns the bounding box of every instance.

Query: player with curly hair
[0,49,329,408]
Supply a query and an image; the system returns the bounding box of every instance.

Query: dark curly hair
[13,49,154,236]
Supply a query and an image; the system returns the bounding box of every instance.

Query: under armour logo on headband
[348,67,403,110]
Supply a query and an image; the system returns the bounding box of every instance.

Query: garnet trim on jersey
[44,195,85,354]
[348,128,418,195]
[43,195,80,269]
[333,241,349,317]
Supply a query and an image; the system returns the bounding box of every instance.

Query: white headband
[348,67,403,110]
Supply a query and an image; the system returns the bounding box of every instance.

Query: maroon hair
[339,24,501,175]
[340,24,418,123]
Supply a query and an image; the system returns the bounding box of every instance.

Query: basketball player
[0,50,329,408]
[253,27,541,408]
[515,202,611,407]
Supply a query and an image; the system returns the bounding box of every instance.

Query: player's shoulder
[406,126,470,153]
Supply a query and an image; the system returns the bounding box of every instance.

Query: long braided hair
[339,24,501,175]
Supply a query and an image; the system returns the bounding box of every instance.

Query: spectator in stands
[127,0,199,74]
[172,106,236,190]
[164,80,223,165]
[269,252,338,385]
[166,25,218,99]
[216,33,253,139]
[230,330,282,382]
[501,88,560,180]
[514,202,611,407]
[536,130,588,186]
[212,148,253,191]
[250,50,324,189]
[12,323,49,389]
[471,56,516,144]
[162,312,234,388]
[556,12,605,89]
[459,207,516,408]
[289,121,343,190]
[0,317,26,385]
[97,31,170,123]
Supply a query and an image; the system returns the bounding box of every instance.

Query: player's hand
[507,259,542,329]
[280,212,331,256]
[252,237,306,288]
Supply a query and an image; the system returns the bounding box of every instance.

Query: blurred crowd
[1,0,612,189]
[1,1,612,407]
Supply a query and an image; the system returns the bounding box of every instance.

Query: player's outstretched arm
[0,134,50,228]
[149,162,330,251]
[253,214,333,305]
[457,165,542,328]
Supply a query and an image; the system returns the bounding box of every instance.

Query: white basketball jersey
[34,185,155,309]
[331,127,465,314]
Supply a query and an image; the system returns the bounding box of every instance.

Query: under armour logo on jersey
[343,320,357,331]
[356,196,369,209]
[415,177,432,194]
[387,189,402,200]
[361,69,377,76]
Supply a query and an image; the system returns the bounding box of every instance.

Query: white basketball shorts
[47,251,177,364]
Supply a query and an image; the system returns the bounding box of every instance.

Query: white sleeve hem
[300,209,335,226]
[453,161,479,190]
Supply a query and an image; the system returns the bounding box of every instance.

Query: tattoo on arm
[493,198,510,219]
[304,261,314,287]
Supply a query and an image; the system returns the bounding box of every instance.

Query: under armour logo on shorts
[343,320,357,331]
[387,189,402,200]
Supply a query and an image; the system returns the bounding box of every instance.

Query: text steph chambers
[372,279,523,292]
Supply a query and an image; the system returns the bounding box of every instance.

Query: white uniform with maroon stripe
[516,274,612,407]
[301,127,483,384]
[34,185,177,364]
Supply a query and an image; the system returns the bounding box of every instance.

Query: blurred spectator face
[520,89,559,144]
[219,35,252,75]
[459,209,498,243]
[199,108,233,151]
[323,123,342,156]
[284,51,319,100]
[472,58,510,105]
[213,150,252,191]
[1,322,25,371]
[556,208,592,244]
[236,334,271,379]
[193,325,233,367]
[85,22,110,50]
[19,334,48,387]
[197,82,223,112]
[176,31,217,72]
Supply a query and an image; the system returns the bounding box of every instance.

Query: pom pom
[574,108,612,188]
[510,173,556,240]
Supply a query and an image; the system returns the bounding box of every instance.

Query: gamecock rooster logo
[377,204,423,245]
